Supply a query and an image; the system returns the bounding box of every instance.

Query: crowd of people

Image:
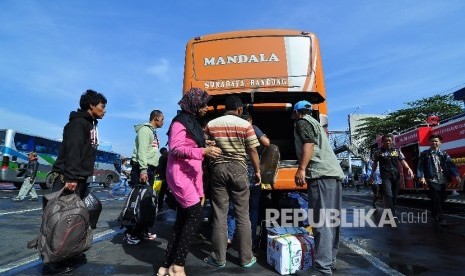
[29,87,462,276]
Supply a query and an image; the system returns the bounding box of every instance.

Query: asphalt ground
[1,183,465,275]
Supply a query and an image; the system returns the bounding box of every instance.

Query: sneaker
[28,197,38,201]
[123,233,140,245]
[12,197,22,202]
[143,232,157,240]
[242,256,257,268]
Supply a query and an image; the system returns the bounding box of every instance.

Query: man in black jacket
[418,134,461,226]
[51,89,107,199]
[13,152,39,201]
[43,90,107,274]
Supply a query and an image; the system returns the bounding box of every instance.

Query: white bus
[0,129,121,189]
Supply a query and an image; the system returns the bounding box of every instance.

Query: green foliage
[354,94,463,150]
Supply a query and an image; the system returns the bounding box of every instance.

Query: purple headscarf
[168,88,211,147]
[178,88,212,116]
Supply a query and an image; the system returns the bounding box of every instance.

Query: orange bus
[183,29,328,192]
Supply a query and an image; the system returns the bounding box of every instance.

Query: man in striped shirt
[204,95,261,268]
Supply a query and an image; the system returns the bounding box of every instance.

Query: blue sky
[1,0,465,157]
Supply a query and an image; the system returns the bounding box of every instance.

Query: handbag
[83,192,102,229]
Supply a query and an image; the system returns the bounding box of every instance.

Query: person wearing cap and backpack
[293,100,345,276]
[13,152,39,202]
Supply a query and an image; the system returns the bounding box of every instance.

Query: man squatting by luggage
[13,151,39,202]
[45,89,107,273]
[293,100,345,275]
[124,109,164,244]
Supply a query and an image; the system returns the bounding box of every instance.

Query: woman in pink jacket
[157,88,221,276]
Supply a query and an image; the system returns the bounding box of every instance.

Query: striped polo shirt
[206,114,260,168]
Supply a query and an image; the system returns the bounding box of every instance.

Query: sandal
[203,256,226,268]
[242,256,256,268]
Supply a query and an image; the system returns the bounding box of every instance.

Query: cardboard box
[267,227,309,236]
[267,232,315,275]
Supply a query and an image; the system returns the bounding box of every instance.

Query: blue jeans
[112,179,129,194]
[227,164,261,247]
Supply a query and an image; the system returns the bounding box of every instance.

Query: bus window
[14,133,35,152]
[0,130,5,145]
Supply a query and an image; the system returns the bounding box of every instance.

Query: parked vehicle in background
[0,129,121,189]
[183,29,328,199]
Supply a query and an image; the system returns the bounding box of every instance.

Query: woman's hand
[200,196,206,207]
[206,140,216,146]
[204,146,222,159]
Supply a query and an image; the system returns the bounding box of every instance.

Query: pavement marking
[0,228,123,275]
[0,207,42,216]
[342,239,405,276]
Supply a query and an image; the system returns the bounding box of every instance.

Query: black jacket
[25,159,39,178]
[52,110,98,182]
[417,149,458,182]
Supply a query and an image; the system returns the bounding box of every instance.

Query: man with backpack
[124,109,164,244]
[35,89,107,274]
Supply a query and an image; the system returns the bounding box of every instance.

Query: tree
[354,94,463,151]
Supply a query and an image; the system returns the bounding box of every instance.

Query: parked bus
[0,128,121,189]
[183,29,328,194]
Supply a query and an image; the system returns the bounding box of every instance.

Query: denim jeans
[112,179,129,194]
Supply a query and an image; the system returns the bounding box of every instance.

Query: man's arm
[401,160,414,178]
[246,147,261,185]
[295,142,314,186]
[259,135,270,147]
[294,119,316,187]
[31,160,39,181]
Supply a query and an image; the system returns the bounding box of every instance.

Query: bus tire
[103,175,113,188]
[13,182,22,189]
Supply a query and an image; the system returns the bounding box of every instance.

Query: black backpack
[118,183,157,228]
[27,188,93,264]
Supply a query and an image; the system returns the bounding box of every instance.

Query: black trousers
[163,202,203,267]
[157,179,168,210]
[426,183,447,220]
[128,161,156,238]
[380,172,400,216]
[130,160,156,187]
